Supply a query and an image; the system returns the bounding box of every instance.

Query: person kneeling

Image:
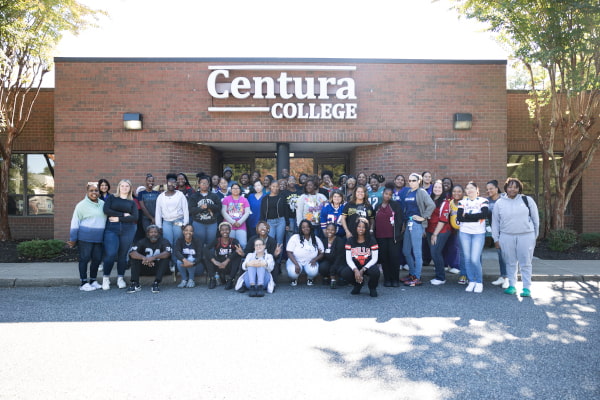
[239,238,275,297]
[127,225,172,293]
[339,218,380,297]
[205,222,244,290]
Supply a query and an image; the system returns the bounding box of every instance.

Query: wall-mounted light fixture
[123,113,143,130]
[453,113,472,130]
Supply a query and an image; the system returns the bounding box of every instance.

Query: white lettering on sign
[207,65,358,119]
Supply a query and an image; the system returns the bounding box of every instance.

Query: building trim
[54,57,507,65]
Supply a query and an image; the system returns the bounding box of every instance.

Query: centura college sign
[207,65,357,119]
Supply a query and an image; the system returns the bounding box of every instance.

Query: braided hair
[298,219,318,249]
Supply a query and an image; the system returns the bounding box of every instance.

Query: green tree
[0,0,103,240]
[450,0,600,234]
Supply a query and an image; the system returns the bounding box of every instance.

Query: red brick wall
[49,59,508,239]
[52,141,218,239]
[13,89,54,151]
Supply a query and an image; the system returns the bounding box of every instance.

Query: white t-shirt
[286,234,324,265]
[458,197,489,235]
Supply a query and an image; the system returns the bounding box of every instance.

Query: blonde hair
[117,179,133,200]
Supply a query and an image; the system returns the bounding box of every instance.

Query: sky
[45,0,510,86]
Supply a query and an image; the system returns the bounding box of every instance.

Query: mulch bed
[0,240,79,263]
[533,240,600,260]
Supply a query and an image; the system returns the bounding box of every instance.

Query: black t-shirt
[130,237,172,258]
[342,202,374,233]
[345,236,378,269]
[206,237,241,262]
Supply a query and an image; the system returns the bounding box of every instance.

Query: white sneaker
[402,265,410,271]
[307,279,314,286]
[80,282,95,291]
[502,279,510,289]
[448,268,460,274]
[117,277,127,289]
[491,277,505,286]
[186,280,196,288]
[98,264,103,272]
[169,265,175,273]
[474,283,483,293]
[430,279,446,286]
[90,281,102,290]
[465,282,476,292]
[290,279,298,287]
[102,276,111,290]
[177,280,188,288]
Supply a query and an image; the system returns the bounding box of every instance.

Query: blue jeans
[176,259,204,281]
[267,217,286,245]
[459,231,485,283]
[192,221,217,247]
[244,267,271,287]
[162,219,183,264]
[427,231,451,281]
[230,229,247,250]
[497,248,507,277]
[403,221,424,278]
[103,222,137,277]
[78,241,103,281]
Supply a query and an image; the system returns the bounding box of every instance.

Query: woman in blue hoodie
[67,183,107,291]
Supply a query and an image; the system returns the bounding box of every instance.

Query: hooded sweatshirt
[491,193,539,241]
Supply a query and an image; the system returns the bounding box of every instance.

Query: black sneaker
[238,285,248,293]
[126,283,141,294]
[151,283,160,293]
[208,278,216,289]
[330,279,337,289]
[256,285,265,297]
[224,279,234,290]
[351,283,363,295]
[369,288,378,297]
[249,285,257,297]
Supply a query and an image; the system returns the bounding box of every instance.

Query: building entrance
[221,152,348,185]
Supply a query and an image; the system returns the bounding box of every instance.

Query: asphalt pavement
[1,281,598,400]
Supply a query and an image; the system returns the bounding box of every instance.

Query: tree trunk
[0,148,13,241]
[540,151,553,236]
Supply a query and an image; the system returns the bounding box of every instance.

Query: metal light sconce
[453,113,472,130]
[123,113,143,130]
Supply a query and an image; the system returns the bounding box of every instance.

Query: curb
[2,274,598,288]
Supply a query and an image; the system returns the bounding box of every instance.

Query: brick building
[5,57,597,239]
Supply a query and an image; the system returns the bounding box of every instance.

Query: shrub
[579,233,600,247]
[17,240,65,259]
[547,229,578,252]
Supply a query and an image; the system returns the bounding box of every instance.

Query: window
[4,154,55,216]
[507,153,569,214]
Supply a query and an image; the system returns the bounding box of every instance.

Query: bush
[579,233,600,247]
[547,229,578,252]
[17,240,66,259]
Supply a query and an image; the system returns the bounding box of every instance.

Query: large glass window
[507,153,568,214]
[3,154,55,216]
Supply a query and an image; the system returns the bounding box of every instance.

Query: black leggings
[339,265,380,289]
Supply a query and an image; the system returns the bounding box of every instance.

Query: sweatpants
[498,232,536,289]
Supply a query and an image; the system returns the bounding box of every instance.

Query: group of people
[69,167,539,298]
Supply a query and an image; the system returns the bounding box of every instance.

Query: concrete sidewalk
[0,249,598,288]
